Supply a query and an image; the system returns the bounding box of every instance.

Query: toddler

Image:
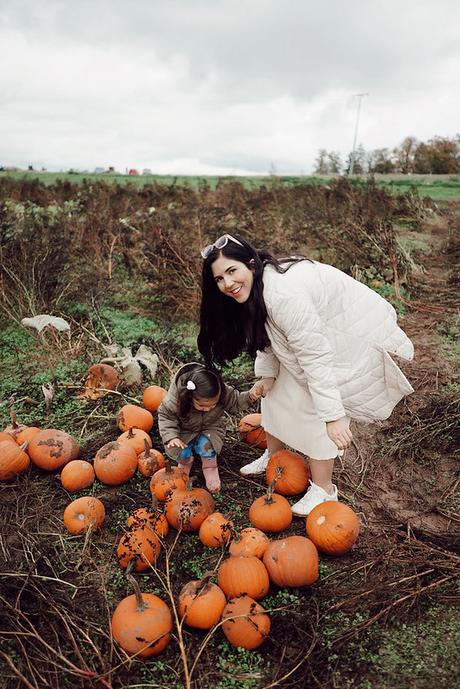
[158,362,261,492]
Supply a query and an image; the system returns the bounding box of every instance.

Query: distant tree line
[314,135,460,175]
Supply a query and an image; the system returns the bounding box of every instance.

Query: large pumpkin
[143,385,167,412]
[249,485,292,533]
[222,595,270,650]
[28,429,80,471]
[265,449,309,496]
[117,525,161,572]
[117,404,153,433]
[238,413,267,449]
[127,499,169,539]
[0,440,30,481]
[306,501,360,555]
[63,496,105,534]
[94,441,138,485]
[165,483,215,532]
[60,460,95,492]
[229,527,270,559]
[263,535,319,587]
[178,577,226,629]
[111,578,172,657]
[217,556,270,600]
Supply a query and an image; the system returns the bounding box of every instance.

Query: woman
[197,233,414,516]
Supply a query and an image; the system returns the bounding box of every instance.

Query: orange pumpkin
[265,449,309,496]
[118,428,152,455]
[217,555,270,600]
[63,496,105,534]
[165,482,215,532]
[222,595,270,649]
[82,363,119,399]
[178,576,226,629]
[198,512,233,547]
[263,535,319,587]
[137,442,165,476]
[229,527,270,558]
[117,404,153,433]
[117,525,161,572]
[0,431,16,444]
[143,385,167,412]
[306,501,360,555]
[127,498,169,539]
[249,485,292,533]
[111,578,172,657]
[238,413,267,449]
[94,441,138,485]
[29,429,80,471]
[15,426,41,445]
[149,461,188,502]
[60,460,95,492]
[0,440,30,481]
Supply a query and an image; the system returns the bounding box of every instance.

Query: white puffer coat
[254,261,414,423]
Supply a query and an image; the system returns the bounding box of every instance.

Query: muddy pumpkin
[28,429,80,471]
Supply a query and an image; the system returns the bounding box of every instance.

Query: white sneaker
[239,449,270,476]
[291,482,338,517]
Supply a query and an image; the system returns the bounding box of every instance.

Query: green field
[2,170,460,199]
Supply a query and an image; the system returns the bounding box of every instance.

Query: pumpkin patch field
[0,176,459,689]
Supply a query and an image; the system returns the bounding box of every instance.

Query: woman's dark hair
[198,234,306,367]
[178,366,222,417]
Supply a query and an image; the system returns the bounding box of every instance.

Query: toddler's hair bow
[186,380,196,391]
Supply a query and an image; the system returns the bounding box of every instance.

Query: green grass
[2,170,460,199]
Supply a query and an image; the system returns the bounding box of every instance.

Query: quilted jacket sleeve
[270,292,346,422]
[254,346,280,378]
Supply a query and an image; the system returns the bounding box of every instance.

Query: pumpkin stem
[265,480,276,504]
[151,494,159,512]
[126,573,149,612]
[127,428,135,439]
[9,408,19,429]
[164,457,172,473]
[143,438,151,455]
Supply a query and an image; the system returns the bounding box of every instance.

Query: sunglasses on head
[200,234,244,259]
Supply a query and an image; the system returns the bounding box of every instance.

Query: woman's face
[210,254,254,303]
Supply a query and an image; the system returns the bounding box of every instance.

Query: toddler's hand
[167,437,187,449]
[249,377,276,400]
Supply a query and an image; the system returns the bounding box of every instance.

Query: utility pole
[349,92,368,175]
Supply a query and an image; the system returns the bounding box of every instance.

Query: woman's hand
[249,377,276,400]
[166,437,187,449]
[326,418,353,450]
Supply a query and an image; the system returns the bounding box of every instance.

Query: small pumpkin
[165,481,215,532]
[29,429,80,471]
[143,385,167,412]
[60,460,95,492]
[149,460,188,502]
[111,576,172,657]
[198,512,233,547]
[117,404,153,433]
[229,527,270,559]
[238,413,267,449]
[0,440,30,481]
[178,575,226,629]
[263,535,319,587]
[94,441,138,485]
[82,363,119,400]
[15,426,41,445]
[63,496,105,534]
[265,449,309,496]
[117,525,161,572]
[137,441,166,476]
[306,501,360,555]
[217,555,270,600]
[222,595,270,650]
[249,483,293,533]
[118,428,152,455]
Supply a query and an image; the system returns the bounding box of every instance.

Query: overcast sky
[1,0,459,175]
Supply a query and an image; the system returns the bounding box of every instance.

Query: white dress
[261,364,348,460]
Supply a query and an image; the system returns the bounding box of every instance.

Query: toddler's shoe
[202,465,221,493]
[239,449,269,476]
[177,457,193,476]
[291,481,338,517]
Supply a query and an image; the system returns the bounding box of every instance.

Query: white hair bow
[186,380,196,391]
